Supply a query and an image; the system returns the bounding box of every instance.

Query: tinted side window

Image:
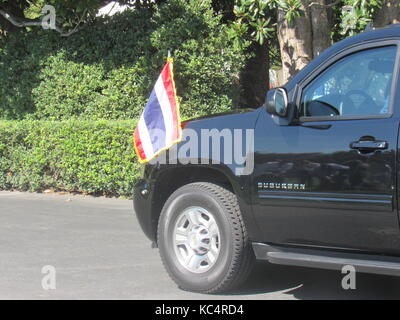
[301,46,397,118]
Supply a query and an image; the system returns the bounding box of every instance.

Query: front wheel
[157,182,254,293]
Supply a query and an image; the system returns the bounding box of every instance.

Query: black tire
[157,182,254,294]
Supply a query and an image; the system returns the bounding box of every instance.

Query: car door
[252,42,400,254]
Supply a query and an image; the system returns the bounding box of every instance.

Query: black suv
[134,26,400,293]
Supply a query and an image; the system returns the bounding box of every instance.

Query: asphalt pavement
[1,191,400,300]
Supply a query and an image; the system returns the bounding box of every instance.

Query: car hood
[146,107,262,167]
[181,108,261,132]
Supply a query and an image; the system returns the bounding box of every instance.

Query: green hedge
[0,120,140,197]
[0,0,250,197]
[0,0,246,121]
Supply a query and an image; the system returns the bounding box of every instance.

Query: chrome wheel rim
[173,206,221,273]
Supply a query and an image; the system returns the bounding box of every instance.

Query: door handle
[350,140,388,152]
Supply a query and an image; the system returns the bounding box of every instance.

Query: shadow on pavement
[228,262,400,299]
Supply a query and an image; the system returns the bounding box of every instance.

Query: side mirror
[265,88,288,117]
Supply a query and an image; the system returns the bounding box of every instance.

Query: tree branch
[0,8,86,37]
[0,9,42,27]
[306,0,342,8]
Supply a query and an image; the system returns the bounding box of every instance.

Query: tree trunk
[373,0,400,28]
[310,0,332,58]
[240,41,270,107]
[277,0,332,84]
[277,1,313,84]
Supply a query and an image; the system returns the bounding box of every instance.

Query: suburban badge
[258,182,306,190]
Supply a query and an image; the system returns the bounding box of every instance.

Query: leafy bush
[0,120,140,197]
[0,0,246,121]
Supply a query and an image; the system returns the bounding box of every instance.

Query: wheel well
[151,167,234,242]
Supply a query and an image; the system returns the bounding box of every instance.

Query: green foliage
[0,0,245,121]
[227,0,386,47]
[0,120,140,196]
[227,0,316,71]
[339,0,383,36]
[0,0,246,197]
[1,0,391,198]
[229,0,276,49]
[151,0,246,116]
[277,0,302,23]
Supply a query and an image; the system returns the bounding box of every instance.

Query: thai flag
[134,58,182,163]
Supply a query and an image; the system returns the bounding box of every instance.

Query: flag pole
[167,50,172,63]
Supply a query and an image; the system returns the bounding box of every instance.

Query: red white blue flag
[134,57,182,163]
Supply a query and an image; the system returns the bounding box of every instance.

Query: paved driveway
[1,191,400,300]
